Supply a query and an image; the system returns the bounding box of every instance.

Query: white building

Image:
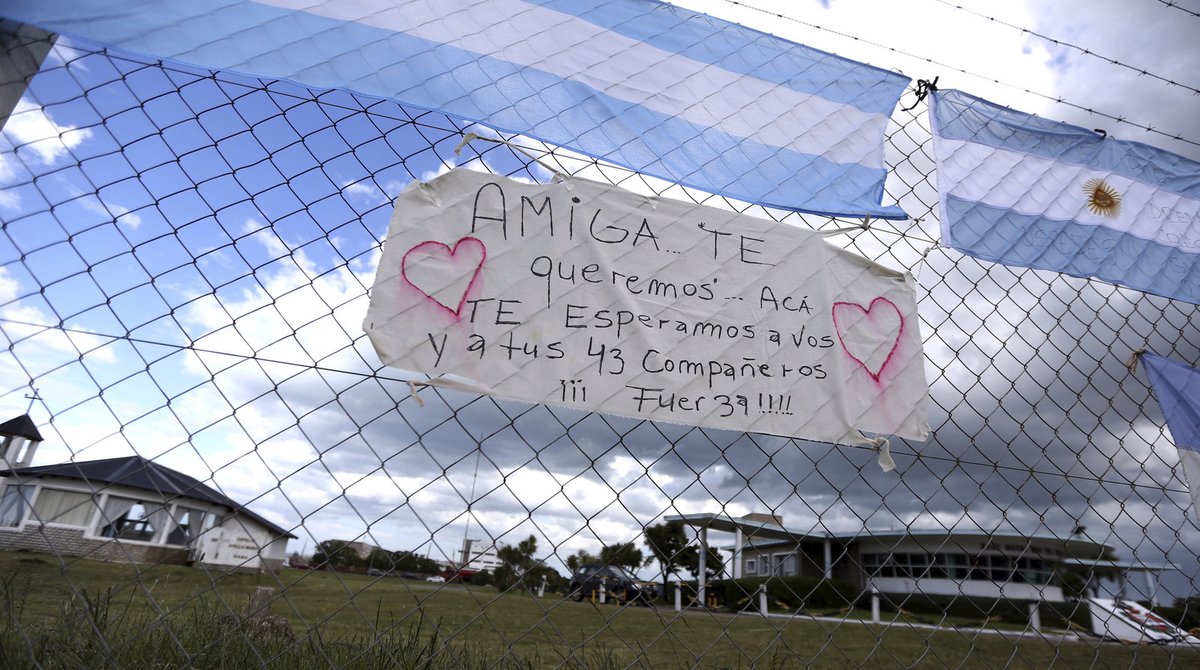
[0,414,295,572]
[459,537,504,572]
[667,512,1170,607]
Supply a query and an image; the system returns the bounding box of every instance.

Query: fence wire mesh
[1,21,1199,670]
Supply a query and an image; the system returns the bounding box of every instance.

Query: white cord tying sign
[365,170,930,449]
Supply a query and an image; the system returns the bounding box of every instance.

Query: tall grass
[2,553,1197,669]
[0,574,622,669]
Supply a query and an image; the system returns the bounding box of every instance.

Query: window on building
[907,553,930,579]
[861,553,882,576]
[928,554,948,579]
[98,497,168,542]
[31,488,96,527]
[0,485,30,527]
[864,551,1049,584]
[745,559,756,574]
[165,506,208,546]
[1015,557,1051,584]
[946,554,969,579]
[984,555,1014,582]
[783,554,797,577]
[771,554,785,576]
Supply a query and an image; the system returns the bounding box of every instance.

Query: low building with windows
[667,512,1169,607]
[0,416,295,572]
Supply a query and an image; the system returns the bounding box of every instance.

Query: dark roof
[0,455,295,538]
[0,415,43,442]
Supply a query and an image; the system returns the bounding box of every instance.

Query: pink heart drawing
[832,297,904,383]
[401,236,487,318]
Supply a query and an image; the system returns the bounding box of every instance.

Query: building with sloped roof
[0,416,295,572]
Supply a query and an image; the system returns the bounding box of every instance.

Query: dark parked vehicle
[569,564,656,604]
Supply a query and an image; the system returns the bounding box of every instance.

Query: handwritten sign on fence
[365,170,929,446]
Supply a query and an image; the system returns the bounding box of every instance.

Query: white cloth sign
[365,170,930,447]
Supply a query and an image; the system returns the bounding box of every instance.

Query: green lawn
[0,551,1195,669]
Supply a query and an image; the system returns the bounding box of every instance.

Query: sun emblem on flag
[1083,178,1121,218]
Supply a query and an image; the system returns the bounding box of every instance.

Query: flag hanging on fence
[930,88,1200,304]
[1141,351,1200,521]
[0,0,910,219]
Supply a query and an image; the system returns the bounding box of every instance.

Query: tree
[600,542,645,572]
[392,550,441,575]
[312,540,365,570]
[364,548,440,575]
[565,549,598,573]
[494,534,539,592]
[683,544,725,582]
[366,548,396,572]
[643,521,697,591]
[528,564,568,594]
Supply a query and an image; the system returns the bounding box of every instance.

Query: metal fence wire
[2,20,1200,670]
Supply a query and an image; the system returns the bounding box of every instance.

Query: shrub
[469,570,494,587]
[876,592,1092,630]
[875,591,1028,626]
[710,576,859,613]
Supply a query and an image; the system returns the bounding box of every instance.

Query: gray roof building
[0,455,295,539]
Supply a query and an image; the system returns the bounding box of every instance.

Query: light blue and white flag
[930,89,1200,304]
[1,0,910,218]
[1141,352,1200,521]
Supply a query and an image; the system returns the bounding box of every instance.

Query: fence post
[537,574,546,598]
[674,582,682,612]
[599,576,607,604]
[1028,601,1041,633]
[758,583,768,615]
[870,586,880,624]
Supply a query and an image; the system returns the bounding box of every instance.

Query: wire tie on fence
[900,77,939,112]
[407,381,426,408]
[819,216,872,236]
[455,132,571,182]
[873,436,896,472]
[454,132,483,155]
[1125,347,1147,374]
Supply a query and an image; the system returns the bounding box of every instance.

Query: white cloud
[0,189,23,212]
[340,178,380,204]
[79,194,143,230]
[419,160,456,182]
[2,99,93,165]
[0,285,119,370]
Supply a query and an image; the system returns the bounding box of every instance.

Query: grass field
[1,551,1196,669]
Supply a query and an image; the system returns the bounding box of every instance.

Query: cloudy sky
[1,0,1199,605]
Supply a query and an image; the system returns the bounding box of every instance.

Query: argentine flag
[1141,352,1200,523]
[2,0,910,218]
[931,89,1200,305]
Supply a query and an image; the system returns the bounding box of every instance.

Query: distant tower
[0,414,43,473]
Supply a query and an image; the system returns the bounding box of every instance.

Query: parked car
[569,564,655,604]
[425,574,445,583]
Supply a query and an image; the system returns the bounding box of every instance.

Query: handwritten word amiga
[365,170,930,446]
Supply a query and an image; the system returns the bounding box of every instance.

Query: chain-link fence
[1,19,1199,670]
